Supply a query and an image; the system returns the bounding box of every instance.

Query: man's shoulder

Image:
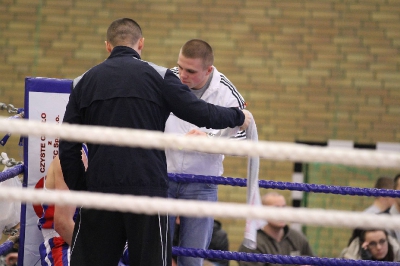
[212,67,232,85]
[210,67,246,108]
[286,227,309,240]
[73,73,86,88]
[389,204,400,214]
[133,60,169,79]
[363,204,381,213]
[211,67,241,96]
[114,55,170,80]
[170,66,179,76]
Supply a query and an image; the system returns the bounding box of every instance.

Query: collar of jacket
[109,46,141,60]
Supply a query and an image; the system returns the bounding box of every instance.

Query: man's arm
[54,204,76,246]
[220,80,247,139]
[52,157,76,246]
[59,84,86,191]
[162,70,250,130]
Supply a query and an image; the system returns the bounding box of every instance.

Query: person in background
[340,229,400,261]
[345,176,395,248]
[166,39,246,266]
[1,225,19,266]
[364,176,395,214]
[4,252,18,266]
[59,18,251,266]
[35,149,87,266]
[387,173,400,242]
[35,156,76,266]
[237,192,314,266]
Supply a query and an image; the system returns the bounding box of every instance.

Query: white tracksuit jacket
[165,66,246,176]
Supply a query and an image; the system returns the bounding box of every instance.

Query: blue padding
[25,77,72,93]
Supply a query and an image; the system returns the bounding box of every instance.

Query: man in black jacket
[59,18,250,266]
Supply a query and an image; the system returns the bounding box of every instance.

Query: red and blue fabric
[39,236,70,266]
[38,204,55,230]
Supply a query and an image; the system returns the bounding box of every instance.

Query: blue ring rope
[0,240,14,256]
[0,164,24,183]
[172,247,399,265]
[168,173,400,198]
[1,166,399,263]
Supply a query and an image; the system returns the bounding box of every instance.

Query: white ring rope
[1,186,400,230]
[2,116,400,232]
[1,117,399,169]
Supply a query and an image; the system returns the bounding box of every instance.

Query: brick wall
[1,0,399,262]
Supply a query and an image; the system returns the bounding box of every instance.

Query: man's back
[65,46,172,196]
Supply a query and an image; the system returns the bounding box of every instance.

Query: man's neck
[263,224,285,242]
[190,70,214,98]
[395,202,400,213]
[374,198,392,211]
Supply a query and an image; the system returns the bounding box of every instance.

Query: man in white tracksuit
[165,39,246,266]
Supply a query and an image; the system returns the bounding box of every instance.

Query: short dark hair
[180,39,214,69]
[374,176,394,190]
[107,18,142,47]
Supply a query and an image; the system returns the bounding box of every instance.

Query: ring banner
[21,77,71,266]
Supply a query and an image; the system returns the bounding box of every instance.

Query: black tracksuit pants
[70,208,171,266]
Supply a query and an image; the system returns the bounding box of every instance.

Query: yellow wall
[1,0,399,262]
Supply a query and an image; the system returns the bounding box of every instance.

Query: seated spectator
[237,192,314,266]
[388,173,400,242]
[4,252,18,266]
[0,223,19,266]
[346,176,396,246]
[340,229,400,261]
[364,176,394,214]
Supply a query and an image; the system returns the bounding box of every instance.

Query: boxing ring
[1,77,400,265]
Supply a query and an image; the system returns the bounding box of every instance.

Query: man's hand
[240,110,252,131]
[5,252,18,266]
[186,129,207,137]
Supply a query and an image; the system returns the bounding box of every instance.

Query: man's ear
[206,65,213,75]
[105,41,113,53]
[138,37,145,52]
